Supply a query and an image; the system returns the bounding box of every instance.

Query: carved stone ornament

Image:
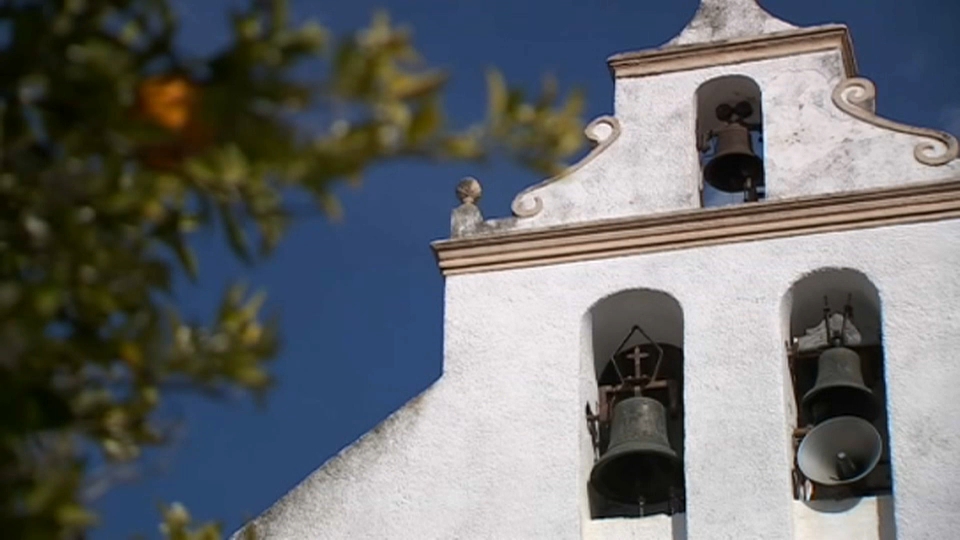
[832,77,960,166]
[456,177,482,205]
[510,116,622,218]
[450,177,484,238]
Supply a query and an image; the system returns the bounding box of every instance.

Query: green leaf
[292,21,328,51]
[171,239,199,282]
[408,96,444,144]
[241,290,268,319]
[387,70,447,100]
[486,68,508,124]
[316,192,343,221]
[220,144,250,186]
[56,504,98,528]
[218,204,253,264]
[233,365,271,389]
[270,0,290,33]
[562,88,586,119]
[0,3,588,537]
[33,286,62,317]
[537,73,559,110]
[184,157,218,182]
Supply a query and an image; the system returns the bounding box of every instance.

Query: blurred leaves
[0,0,586,537]
[158,502,222,540]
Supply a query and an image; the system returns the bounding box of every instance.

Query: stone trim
[832,78,960,166]
[608,25,856,79]
[511,116,621,218]
[432,180,960,276]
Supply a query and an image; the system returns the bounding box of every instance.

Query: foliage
[156,503,222,540]
[0,0,586,537]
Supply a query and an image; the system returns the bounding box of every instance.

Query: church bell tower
[240,1,960,538]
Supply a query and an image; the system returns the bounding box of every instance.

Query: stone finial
[456,177,482,205]
[451,177,484,238]
[668,0,797,47]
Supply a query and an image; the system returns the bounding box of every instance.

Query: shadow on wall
[672,513,686,540]
[878,496,896,540]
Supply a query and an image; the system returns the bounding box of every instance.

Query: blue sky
[92,0,960,537]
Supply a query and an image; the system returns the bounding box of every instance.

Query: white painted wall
[240,218,960,539]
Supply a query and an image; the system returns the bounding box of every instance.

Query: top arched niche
[784,268,882,345]
[696,75,765,206]
[696,75,762,141]
[589,289,683,376]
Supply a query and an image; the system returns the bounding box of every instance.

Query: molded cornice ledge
[432,180,960,276]
[608,25,857,79]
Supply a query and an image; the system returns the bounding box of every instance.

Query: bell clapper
[834,451,859,481]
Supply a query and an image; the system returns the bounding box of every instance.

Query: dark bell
[802,346,878,424]
[590,396,679,505]
[702,122,764,193]
[797,416,882,486]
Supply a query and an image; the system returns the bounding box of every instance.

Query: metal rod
[608,326,639,386]
[840,293,854,346]
[839,305,849,347]
[610,354,626,386]
[823,296,834,345]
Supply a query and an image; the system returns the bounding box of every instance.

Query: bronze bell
[702,121,764,194]
[590,396,679,505]
[802,346,878,424]
[797,416,882,486]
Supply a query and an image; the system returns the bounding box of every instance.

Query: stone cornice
[608,25,857,79]
[431,180,960,276]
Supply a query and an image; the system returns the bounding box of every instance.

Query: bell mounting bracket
[586,324,678,457]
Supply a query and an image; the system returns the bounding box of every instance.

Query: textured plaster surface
[500,48,960,232]
[240,218,960,539]
[583,514,686,540]
[667,0,797,47]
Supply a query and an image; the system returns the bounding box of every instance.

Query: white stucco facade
[238,1,960,538]
[244,221,960,540]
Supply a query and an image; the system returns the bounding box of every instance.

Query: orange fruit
[135,75,214,169]
[136,75,197,132]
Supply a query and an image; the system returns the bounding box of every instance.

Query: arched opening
[696,75,765,207]
[784,269,893,505]
[585,290,685,520]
